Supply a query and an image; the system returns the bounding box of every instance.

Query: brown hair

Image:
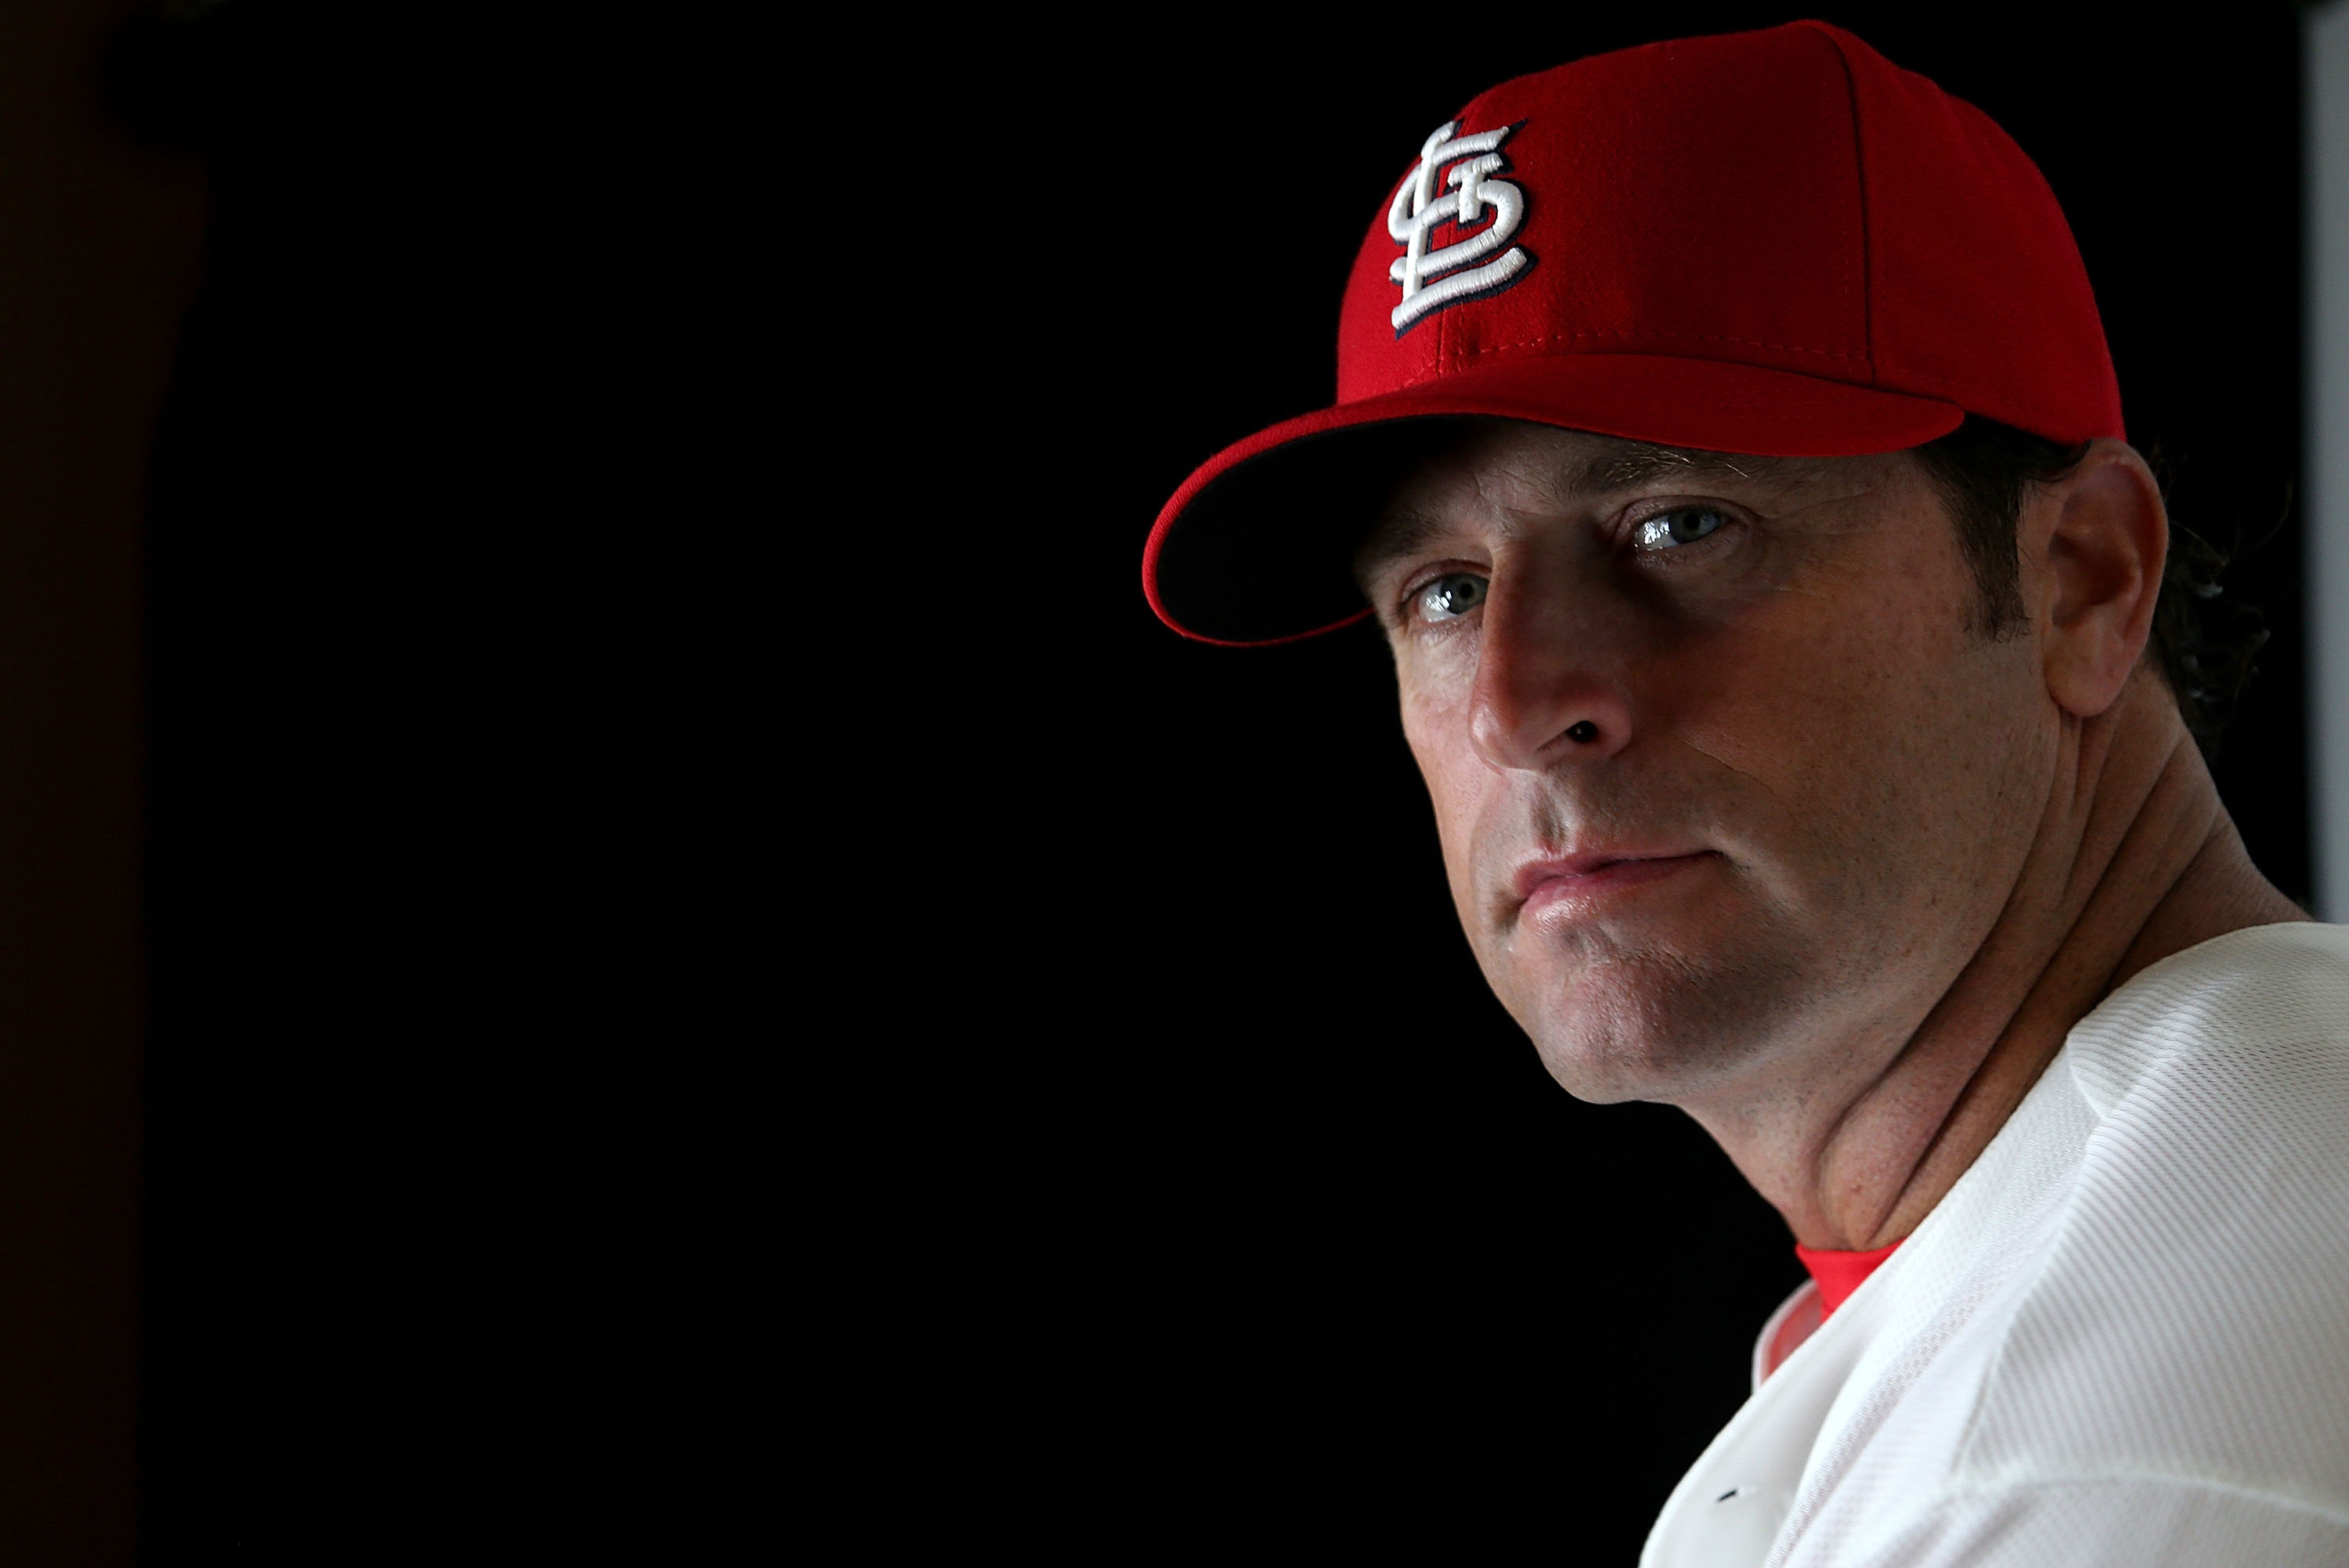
[1912,416,2268,759]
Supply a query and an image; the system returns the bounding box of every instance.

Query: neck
[1689,672,2306,1250]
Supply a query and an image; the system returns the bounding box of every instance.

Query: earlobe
[2037,442,2167,719]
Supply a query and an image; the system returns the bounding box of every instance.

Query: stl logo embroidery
[1387,119,1533,335]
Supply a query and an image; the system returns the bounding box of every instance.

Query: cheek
[1668,538,2050,917]
[1399,684,1490,917]
[1672,524,1989,793]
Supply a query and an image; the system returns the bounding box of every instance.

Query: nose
[1465,563,1634,772]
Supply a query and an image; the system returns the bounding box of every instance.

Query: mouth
[1511,849,1716,921]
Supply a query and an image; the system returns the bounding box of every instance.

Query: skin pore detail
[1356,419,2305,1252]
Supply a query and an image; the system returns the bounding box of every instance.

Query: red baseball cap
[1141,21,2124,645]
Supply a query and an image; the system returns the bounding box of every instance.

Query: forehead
[1356,420,1891,575]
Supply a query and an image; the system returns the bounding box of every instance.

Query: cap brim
[1142,353,1965,646]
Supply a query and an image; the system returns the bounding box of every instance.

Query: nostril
[1566,720,1600,744]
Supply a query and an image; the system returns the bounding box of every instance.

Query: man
[1140,23,2349,1566]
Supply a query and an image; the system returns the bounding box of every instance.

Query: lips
[1511,849,1715,918]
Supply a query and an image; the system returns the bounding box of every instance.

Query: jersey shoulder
[1958,922,2349,1515]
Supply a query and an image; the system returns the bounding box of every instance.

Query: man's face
[1357,420,2059,1112]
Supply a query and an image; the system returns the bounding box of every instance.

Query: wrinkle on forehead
[1453,427,1813,510]
[1354,424,1887,589]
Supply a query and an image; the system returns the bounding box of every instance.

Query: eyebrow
[1352,442,1796,590]
[1571,443,1776,494]
[1353,507,1456,590]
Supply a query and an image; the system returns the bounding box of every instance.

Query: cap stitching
[1431,327,1871,369]
[1868,355,2010,393]
[1811,23,1878,384]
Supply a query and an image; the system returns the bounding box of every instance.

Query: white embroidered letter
[1386,119,1533,335]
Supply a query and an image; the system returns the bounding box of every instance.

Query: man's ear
[2029,439,2167,719]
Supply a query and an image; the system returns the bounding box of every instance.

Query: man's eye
[1634,506,1730,550]
[1415,573,1487,622]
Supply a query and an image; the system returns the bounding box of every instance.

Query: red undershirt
[1795,1240,1903,1315]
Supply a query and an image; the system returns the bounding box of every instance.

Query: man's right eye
[1415,573,1487,622]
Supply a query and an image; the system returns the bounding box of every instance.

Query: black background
[116,3,2312,1561]
[991,5,2311,1559]
[124,5,758,1558]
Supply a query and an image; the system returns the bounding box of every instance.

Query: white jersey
[1643,922,2349,1568]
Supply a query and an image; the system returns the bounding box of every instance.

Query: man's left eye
[1634,506,1730,550]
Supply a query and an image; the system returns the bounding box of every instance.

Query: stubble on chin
[1489,916,1816,1105]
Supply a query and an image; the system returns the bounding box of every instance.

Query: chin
[1496,941,1810,1105]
